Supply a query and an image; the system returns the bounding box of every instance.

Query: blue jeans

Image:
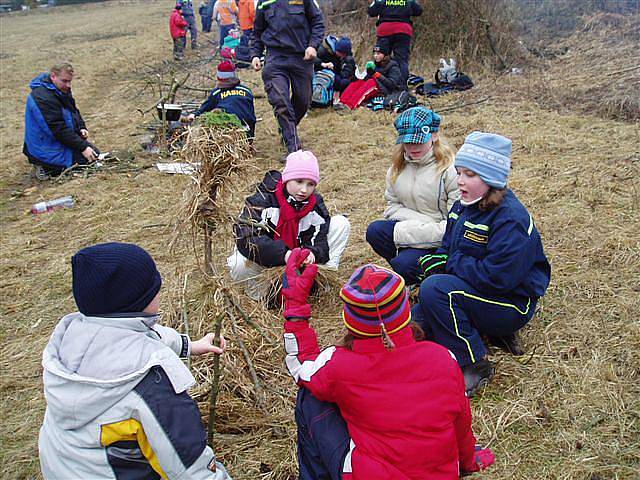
[412,274,537,366]
[219,23,234,48]
[295,387,350,480]
[366,219,435,286]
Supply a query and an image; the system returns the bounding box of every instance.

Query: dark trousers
[412,274,537,366]
[240,28,253,47]
[219,23,235,47]
[377,34,412,86]
[173,36,186,59]
[295,387,350,480]
[333,75,352,93]
[366,220,435,286]
[183,14,198,46]
[262,52,314,153]
[201,15,212,32]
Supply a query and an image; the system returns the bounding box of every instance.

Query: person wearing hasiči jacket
[250,0,325,157]
[412,132,551,397]
[368,0,423,86]
[280,253,495,479]
[38,242,232,479]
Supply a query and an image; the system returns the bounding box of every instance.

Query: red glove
[373,72,382,79]
[282,248,318,320]
[461,445,495,475]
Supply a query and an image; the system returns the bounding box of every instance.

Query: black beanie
[72,242,162,316]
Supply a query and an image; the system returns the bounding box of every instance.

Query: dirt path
[1,2,638,479]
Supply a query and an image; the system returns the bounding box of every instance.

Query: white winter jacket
[39,312,231,480]
[384,151,459,249]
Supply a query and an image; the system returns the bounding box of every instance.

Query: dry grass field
[1,1,639,479]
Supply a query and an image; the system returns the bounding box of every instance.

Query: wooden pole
[207,311,224,446]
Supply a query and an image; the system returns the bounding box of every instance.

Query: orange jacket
[213,0,239,27]
[238,0,255,31]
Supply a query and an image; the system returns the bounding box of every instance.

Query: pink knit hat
[281,151,320,184]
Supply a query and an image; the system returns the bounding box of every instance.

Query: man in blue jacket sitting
[24,62,99,179]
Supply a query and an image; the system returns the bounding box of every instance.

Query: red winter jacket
[284,321,478,479]
[170,9,189,39]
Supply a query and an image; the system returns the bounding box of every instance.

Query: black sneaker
[487,331,525,356]
[462,359,495,398]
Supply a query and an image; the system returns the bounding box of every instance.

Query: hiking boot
[462,359,495,398]
[333,101,346,111]
[487,331,525,356]
[33,165,50,181]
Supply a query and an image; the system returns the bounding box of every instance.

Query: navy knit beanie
[72,243,162,316]
[336,37,352,55]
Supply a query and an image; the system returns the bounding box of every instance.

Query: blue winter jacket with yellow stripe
[439,190,551,299]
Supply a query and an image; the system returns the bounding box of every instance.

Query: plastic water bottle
[30,196,75,214]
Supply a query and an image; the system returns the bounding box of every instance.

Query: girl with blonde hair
[366,107,459,285]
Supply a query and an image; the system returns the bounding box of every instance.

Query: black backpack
[383,91,417,113]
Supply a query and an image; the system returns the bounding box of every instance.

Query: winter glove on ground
[461,445,495,475]
[365,61,375,76]
[282,248,318,320]
[418,253,448,279]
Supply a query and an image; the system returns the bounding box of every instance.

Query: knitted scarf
[274,180,317,249]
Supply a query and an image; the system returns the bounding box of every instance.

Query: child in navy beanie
[412,132,551,397]
[39,242,233,479]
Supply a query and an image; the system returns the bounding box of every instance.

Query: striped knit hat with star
[340,264,411,338]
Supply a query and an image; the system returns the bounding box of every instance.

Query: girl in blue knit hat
[39,242,232,479]
[366,106,459,286]
[412,132,551,397]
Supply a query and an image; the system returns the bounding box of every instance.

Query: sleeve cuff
[180,334,191,358]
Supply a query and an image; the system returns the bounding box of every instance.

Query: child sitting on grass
[228,151,350,301]
[412,132,551,397]
[39,242,232,479]
[280,248,495,479]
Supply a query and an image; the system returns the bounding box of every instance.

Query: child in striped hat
[281,248,494,479]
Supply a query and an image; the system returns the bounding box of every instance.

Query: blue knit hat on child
[72,242,162,316]
[455,131,512,189]
[394,107,441,145]
[336,37,352,55]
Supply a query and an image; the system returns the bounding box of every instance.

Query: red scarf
[274,180,317,249]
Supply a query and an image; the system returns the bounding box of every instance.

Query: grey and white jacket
[39,312,231,480]
[384,151,459,249]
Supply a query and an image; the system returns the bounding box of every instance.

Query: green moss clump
[198,110,242,129]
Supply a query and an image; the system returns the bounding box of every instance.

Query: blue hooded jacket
[24,73,88,168]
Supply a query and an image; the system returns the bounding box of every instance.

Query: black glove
[418,253,448,279]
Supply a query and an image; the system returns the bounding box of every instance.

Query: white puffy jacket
[39,312,232,480]
[384,151,459,249]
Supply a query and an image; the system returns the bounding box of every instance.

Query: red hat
[217,60,237,80]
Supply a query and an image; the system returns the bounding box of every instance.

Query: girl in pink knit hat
[227,151,351,300]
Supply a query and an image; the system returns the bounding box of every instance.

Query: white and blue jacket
[39,312,231,480]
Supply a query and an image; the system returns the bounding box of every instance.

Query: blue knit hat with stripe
[455,131,512,189]
[394,107,441,145]
[72,243,162,316]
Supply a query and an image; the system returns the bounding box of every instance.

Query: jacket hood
[42,312,194,430]
[30,73,58,92]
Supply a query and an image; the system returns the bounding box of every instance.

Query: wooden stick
[437,96,492,113]
[207,311,224,446]
[605,65,640,76]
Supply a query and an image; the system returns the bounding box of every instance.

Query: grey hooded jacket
[39,312,231,480]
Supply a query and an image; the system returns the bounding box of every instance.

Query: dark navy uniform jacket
[438,190,551,299]
[195,84,257,135]
[368,0,423,25]
[251,0,325,57]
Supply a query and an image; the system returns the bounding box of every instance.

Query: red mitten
[462,445,495,475]
[282,248,318,320]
